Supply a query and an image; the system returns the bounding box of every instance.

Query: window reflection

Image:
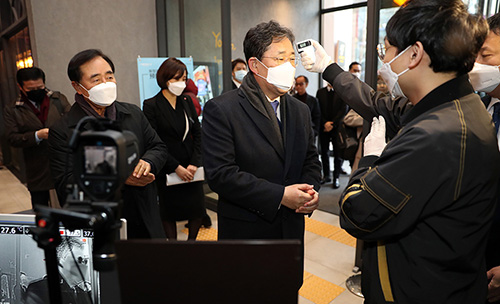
[322,7,367,79]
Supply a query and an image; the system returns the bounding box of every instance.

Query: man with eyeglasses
[469,12,500,304]
[292,75,321,138]
[202,20,321,288]
[301,0,499,303]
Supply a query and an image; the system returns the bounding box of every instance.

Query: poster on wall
[137,57,194,108]
[193,65,213,109]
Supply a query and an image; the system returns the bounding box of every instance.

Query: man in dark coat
[202,21,321,288]
[48,49,168,239]
[4,67,71,208]
[302,0,499,303]
[470,12,500,304]
[316,83,347,188]
[292,75,321,138]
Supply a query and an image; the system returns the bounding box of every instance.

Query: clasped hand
[281,184,319,214]
[175,164,198,182]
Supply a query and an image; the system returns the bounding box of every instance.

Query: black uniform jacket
[48,100,168,238]
[202,74,321,240]
[325,64,500,303]
[4,91,71,191]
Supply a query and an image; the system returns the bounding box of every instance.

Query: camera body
[73,120,139,202]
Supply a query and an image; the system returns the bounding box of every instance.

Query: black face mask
[26,89,46,104]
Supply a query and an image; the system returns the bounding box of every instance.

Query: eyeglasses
[377,43,390,61]
[261,56,298,67]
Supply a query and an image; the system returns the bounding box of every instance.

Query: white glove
[300,39,333,73]
[363,116,387,157]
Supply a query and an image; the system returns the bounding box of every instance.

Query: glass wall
[321,0,402,93]
[10,28,32,70]
[166,0,223,106]
[323,0,367,9]
[322,7,368,80]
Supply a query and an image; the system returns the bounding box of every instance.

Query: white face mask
[234,70,247,82]
[79,82,117,106]
[469,62,500,93]
[255,58,296,91]
[168,81,186,96]
[378,45,411,99]
[352,72,361,79]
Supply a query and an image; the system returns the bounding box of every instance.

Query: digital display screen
[0,222,100,303]
[84,145,117,175]
[298,41,311,48]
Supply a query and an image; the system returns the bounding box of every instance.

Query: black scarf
[74,93,117,120]
[239,73,286,145]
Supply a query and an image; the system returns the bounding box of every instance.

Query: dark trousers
[319,129,342,179]
[29,190,50,209]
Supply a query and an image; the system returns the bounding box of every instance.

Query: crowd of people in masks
[4,0,500,302]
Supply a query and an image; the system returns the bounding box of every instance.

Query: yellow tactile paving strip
[181,218,356,247]
[181,227,218,241]
[305,217,357,248]
[300,271,346,304]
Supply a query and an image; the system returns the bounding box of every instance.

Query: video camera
[31,117,140,304]
[70,117,139,202]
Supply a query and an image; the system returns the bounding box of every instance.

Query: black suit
[202,78,321,241]
[143,92,205,221]
[316,87,347,179]
[292,92,321,137]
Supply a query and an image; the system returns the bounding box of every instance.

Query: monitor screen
[0,214,100,304]
[84,145,117,176]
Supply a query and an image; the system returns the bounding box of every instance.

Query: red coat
[183,79,201,116]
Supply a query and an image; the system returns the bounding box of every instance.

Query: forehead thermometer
[297,39,316,63]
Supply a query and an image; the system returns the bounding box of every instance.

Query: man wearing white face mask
[349,61,362,79]
[469,13,500,304]
[231,58,247,90]
[202,20,321,288]
[48,49,168,239]
[301,0,500,303]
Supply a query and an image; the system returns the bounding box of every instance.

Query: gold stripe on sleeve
[377,242,395,302]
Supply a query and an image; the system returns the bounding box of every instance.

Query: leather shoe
[332,178,340,189]
[202,214,212,228]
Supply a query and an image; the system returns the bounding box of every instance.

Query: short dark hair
[295,75,309,84]
[17,67,45,86]
[231,58,247,72]
[243,20,295,71]
[386,0,488,76]
[67,49,115,82]
[348,62,361,70]
[488,13,500,36]
[156,58,187,90]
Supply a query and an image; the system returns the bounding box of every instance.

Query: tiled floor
[0,165,364,304]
